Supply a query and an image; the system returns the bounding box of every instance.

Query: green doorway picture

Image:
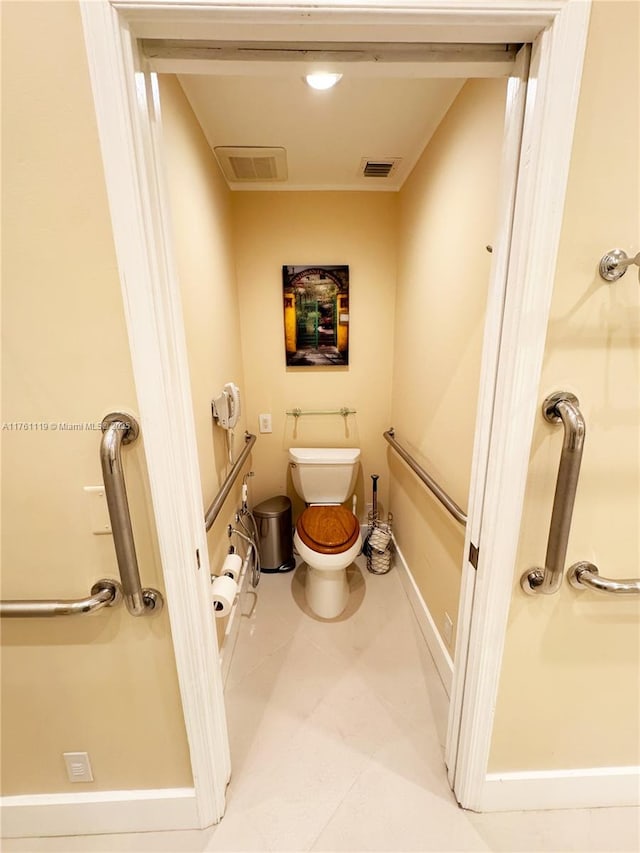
[283,265,349,367]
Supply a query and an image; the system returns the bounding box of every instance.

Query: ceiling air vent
[360,158,402,179]
[214,147,288,183]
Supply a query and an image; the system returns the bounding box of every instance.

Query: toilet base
[293,530,362,619]
[305,564,350,619]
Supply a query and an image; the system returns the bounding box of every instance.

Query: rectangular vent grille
[214,147,288,183]
[364,162,394,177]
[229,156,278,181]
[361,158,401,179]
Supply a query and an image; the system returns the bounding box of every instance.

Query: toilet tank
[289,447,360,504]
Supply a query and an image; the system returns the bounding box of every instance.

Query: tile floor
[5,558,639,852]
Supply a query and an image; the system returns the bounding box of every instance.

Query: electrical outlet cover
[443,612,454,647]
[83,486,111,534]
[258,413,272,434]
[63,752,94,783]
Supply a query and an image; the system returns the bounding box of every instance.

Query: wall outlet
[63,752,94,783]
[258,413,272,434]
[443,612,454,648]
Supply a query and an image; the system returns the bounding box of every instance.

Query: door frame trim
[448,5,590,807]
[80,0,591,822]
[446,38,531,797]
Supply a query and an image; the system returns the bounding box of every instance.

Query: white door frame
[80,0,591,823]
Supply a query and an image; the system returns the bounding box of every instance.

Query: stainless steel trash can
[254,495,295,573]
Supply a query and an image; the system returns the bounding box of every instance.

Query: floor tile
[309,754,490,852]
[468,805,640,852]
[3,557,639,853]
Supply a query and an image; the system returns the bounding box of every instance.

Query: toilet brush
[363,474,379,557]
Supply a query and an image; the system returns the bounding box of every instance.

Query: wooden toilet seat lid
[297,506,360,555]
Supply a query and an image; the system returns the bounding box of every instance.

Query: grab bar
[205,431,256,532]
[568,562,640,595]
[0,579,122,618]
[521,392,586,595]
[383,428,467,526]
[599,248,640,282]
[100,413,163,616]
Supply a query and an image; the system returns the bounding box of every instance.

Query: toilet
[289,447,362,618]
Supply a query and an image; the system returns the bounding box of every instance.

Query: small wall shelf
[286,407,356,418]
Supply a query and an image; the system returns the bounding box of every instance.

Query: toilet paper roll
[211,574,238,618]
[221,552,242,582]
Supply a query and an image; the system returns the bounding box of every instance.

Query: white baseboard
[480,766,640,812]
[0,787,199,838]
[392,536,454,697]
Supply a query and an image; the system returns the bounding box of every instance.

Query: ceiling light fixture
[304,72,343,91]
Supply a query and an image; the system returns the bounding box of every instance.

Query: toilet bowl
[289,448,362,618]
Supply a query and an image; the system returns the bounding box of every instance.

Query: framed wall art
[282,265,349,367]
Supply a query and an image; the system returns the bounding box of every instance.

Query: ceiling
[176,72,466,191]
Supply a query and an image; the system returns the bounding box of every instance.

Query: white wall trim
[392,538,454,697]
[0,788,198,838]
[448,0,592,812]
[445,40,530,789]
[80,1,230,828]
[113,0,564,44]
[480,767,640,813]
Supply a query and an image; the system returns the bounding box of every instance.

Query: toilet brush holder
[366,513,393,575]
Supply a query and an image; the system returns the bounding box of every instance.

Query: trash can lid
[253,495,291,518]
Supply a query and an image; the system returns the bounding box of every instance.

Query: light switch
[83,486,111,534]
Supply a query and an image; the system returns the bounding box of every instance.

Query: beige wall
[232,192,397,521]
[390,78,507,657]
[157,75,249,647]
[489,0,640,771]
[0,3,192,794]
